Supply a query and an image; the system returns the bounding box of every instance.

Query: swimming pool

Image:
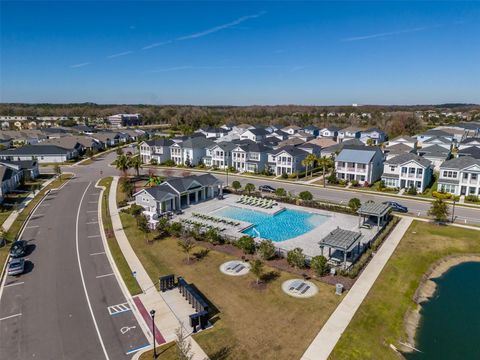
[214,206,329,242]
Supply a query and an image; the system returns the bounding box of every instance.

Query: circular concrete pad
[282,279,318,298]
[220,260,250,276]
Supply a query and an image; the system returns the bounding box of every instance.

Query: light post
[451,197,456,223]
[150,309,156,358]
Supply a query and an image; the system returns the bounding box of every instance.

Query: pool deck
[176,194,378,258]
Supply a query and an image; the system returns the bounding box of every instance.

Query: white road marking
[90,252,105,256]
[96,273,114,279]
[88,201,98,204]
[86,210,97,213]
[120,325,136,334]
[88,234,101,238]
[75,182,110,360]
[125,344,150,355]
[0,313,22,321]
[33,213,45,217]
[4,282,24,288]
[107,302,131,315]
[25,225,40,229]
[86,221,99,225]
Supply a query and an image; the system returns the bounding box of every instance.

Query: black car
[383,201,408,213]
[259,185,276,193]
[9,240,28,258]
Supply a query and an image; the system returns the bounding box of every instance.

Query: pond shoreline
[402,254,480,354]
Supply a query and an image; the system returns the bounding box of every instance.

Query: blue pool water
[214,206,329,242]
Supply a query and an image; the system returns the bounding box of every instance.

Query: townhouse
[381,153,433,192]
[0,145,78,163]
[458,137,480,151]
[0,163,22,202]
[239,128,269,142]
[383,143,416,160]
[195,127,228,139]
[335,146,384,185]
[170,137,215,166]
[337,126,362,143]
[303,125,320,137]
[231,141,270,173]
[415,129,454,147]
[437,156,480,196]
[360,128,387,145]
[290,131,315,142]
[204,142,236,169]
[281,125,302,135]
[270,145,310,176]
[418,144,451,171]
[458,146,480,160]
[139,139,174,164]
[318,126,339,140]
[387,135,417,149]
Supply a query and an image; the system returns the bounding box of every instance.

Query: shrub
[168,222,183,237]
[149,159,158,165]
[205,228,222,245]
[310,255,328,276]
[432,191,452,199]
[275,188,287,197]
[289,172,298,179]
[162,159,176,167]
[231,180,241,191]
[348,198,361,212]
[281,173,288,179]
[126,204,143,216]
[257,240,276,260]
[327,172,338,184]
[237,235,256,254]
[350,180,359,187]
[287,247,306,269]
[299,191,313,201]
[406,185,418,195]
[465,195,479,203]
[244,183,255,194]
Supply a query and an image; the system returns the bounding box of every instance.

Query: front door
[460,186,467,195]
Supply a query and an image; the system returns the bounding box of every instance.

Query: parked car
[259,185,276,193]
[383,201,408,213]
[7,258,25,276]
[9,240,28,258]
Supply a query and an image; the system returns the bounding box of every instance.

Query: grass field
[119,210,343,360]
[330,221,480,360]
[98,177,142,295]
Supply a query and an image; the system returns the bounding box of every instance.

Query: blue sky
[1,1,479,105]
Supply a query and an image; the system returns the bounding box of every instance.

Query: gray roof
[165,174,222,193]
[321,139,365,154]
[420,129,452,137]
[454,122,480,131]
[143,184,178,201]
[385,153,431,167]
[274,145,309,157]
[177,137,215,149]
[419,144,450,158]
[145,139,174,147]
[336,147,382,164]
[0,145,72,156]
[440,156,480,170]
[246,128,269,136]
[210,142,237,152]
[384,143,415,155]
[460,137,480,145]
[319,228,362,251]
[458,146,480,159]
[390,135,416,143]
[423,136,451,144]
[358,202,391,216]
[0,159,38,170]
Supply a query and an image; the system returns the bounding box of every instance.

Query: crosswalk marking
[107,302,131,316]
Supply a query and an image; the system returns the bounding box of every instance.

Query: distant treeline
[1,103,479,138]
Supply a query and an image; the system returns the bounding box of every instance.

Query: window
[464,173,469,179]
[390,166,396,172]
[472,174,478,181]
[417,168,423,175]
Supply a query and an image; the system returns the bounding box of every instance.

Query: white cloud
[107,51,133,59]
[69,62,91,68]
[342,26,438,42]
[142,40,172,50]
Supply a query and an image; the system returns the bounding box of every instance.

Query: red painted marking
[133,297,166,345]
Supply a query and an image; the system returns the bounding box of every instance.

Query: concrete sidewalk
[301,217,413,360]
[108,176,208,360]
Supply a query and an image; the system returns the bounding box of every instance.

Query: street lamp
[150,309,156,358]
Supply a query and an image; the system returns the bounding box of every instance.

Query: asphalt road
[0,166,148,359]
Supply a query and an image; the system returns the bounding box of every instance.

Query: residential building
[107,113,142,127]
[0,145,78,163]
[360,128,387,145]
[204,142,236,169]
[306,137,337,149]
[335,146,384,185]
[437,156,480,196]
[139,139,174,164]
[290,131,315,142]
[170,137,215,166]
[134,174,223,218]
[0,163,22,202]
[418,144,451,171]
[195,127,228,139]
[239,128,269,142]
[0,160,39,180]
[231,141,270,173]
[266,130,288,141]
[421,136,452,151]
[415,129,454,146]
[383,143,416,160]
[387,135,417,149]
[458,137,480,151]
[381,153,433,192]
[303,125,320,137]
[320,138,364,158]
[281,125,302,135]
[337,126,362,143]
[458,146,480,160]
[318,126,340,139]
[278,137,305,148]
[271,145,310,176]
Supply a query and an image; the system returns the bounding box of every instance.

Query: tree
[205,227,221,245]
[85,148,95,159]
[287,248,306,269]
[177,237,195,263]
[250,259,264,285]
[231,180,241,192]
[156,217,169,238]
[175,326,193,360]
[257,240,276,260]
[301,153,316,178]
[120,177,134,198]
[168,222,183,237]
[317,156,333,188]
[53,164,62,177]
[299,191,313,201]
[310,255,328,276]
[275,188,287,197]
[428,198,449,223]
[237,235,256,254]
[137,215,150,241]
[116,147,123,155]
[348,198,361,212]
[129,155,142,177]
[114,154,130,176]
[244,183,255,194]
[366,138,375,146]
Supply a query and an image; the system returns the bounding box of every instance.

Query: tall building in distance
[107,113,142,127]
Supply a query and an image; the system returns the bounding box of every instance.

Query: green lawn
[98,177,142,295]
[330,221,480,360]
[120,211,343,360]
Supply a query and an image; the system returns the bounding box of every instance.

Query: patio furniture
[301,285,310,294]
[234,265,246,273]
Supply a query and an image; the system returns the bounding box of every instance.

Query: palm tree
[317,156,333,188]
[130,155,142,177]
[304,153,317,178]
[114,154,130,176]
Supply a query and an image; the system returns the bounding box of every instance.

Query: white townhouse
[139,139,174,164]
[318,127,340,139]
[421,136,453,151]
[458,137,480,151]
[387,135,418,149]
[381,153,433,192]
[415,129,454,147]
[360,128,387,145]
[0,145,78,163]
[418,144,451,171]
[337,126,362,143]
[239,128,269,142]
[170,137,215,166]
[204,142,236,169]
[303,125,320,137]
[290,131,315,142]
[383,143,417,161]
[231,142,270,173]
[335,146,384,185]
[195,127,228,139]
[266,130,289,141]
[270,145,310,176]
[437,156,480,196]
[281,125,302,135]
